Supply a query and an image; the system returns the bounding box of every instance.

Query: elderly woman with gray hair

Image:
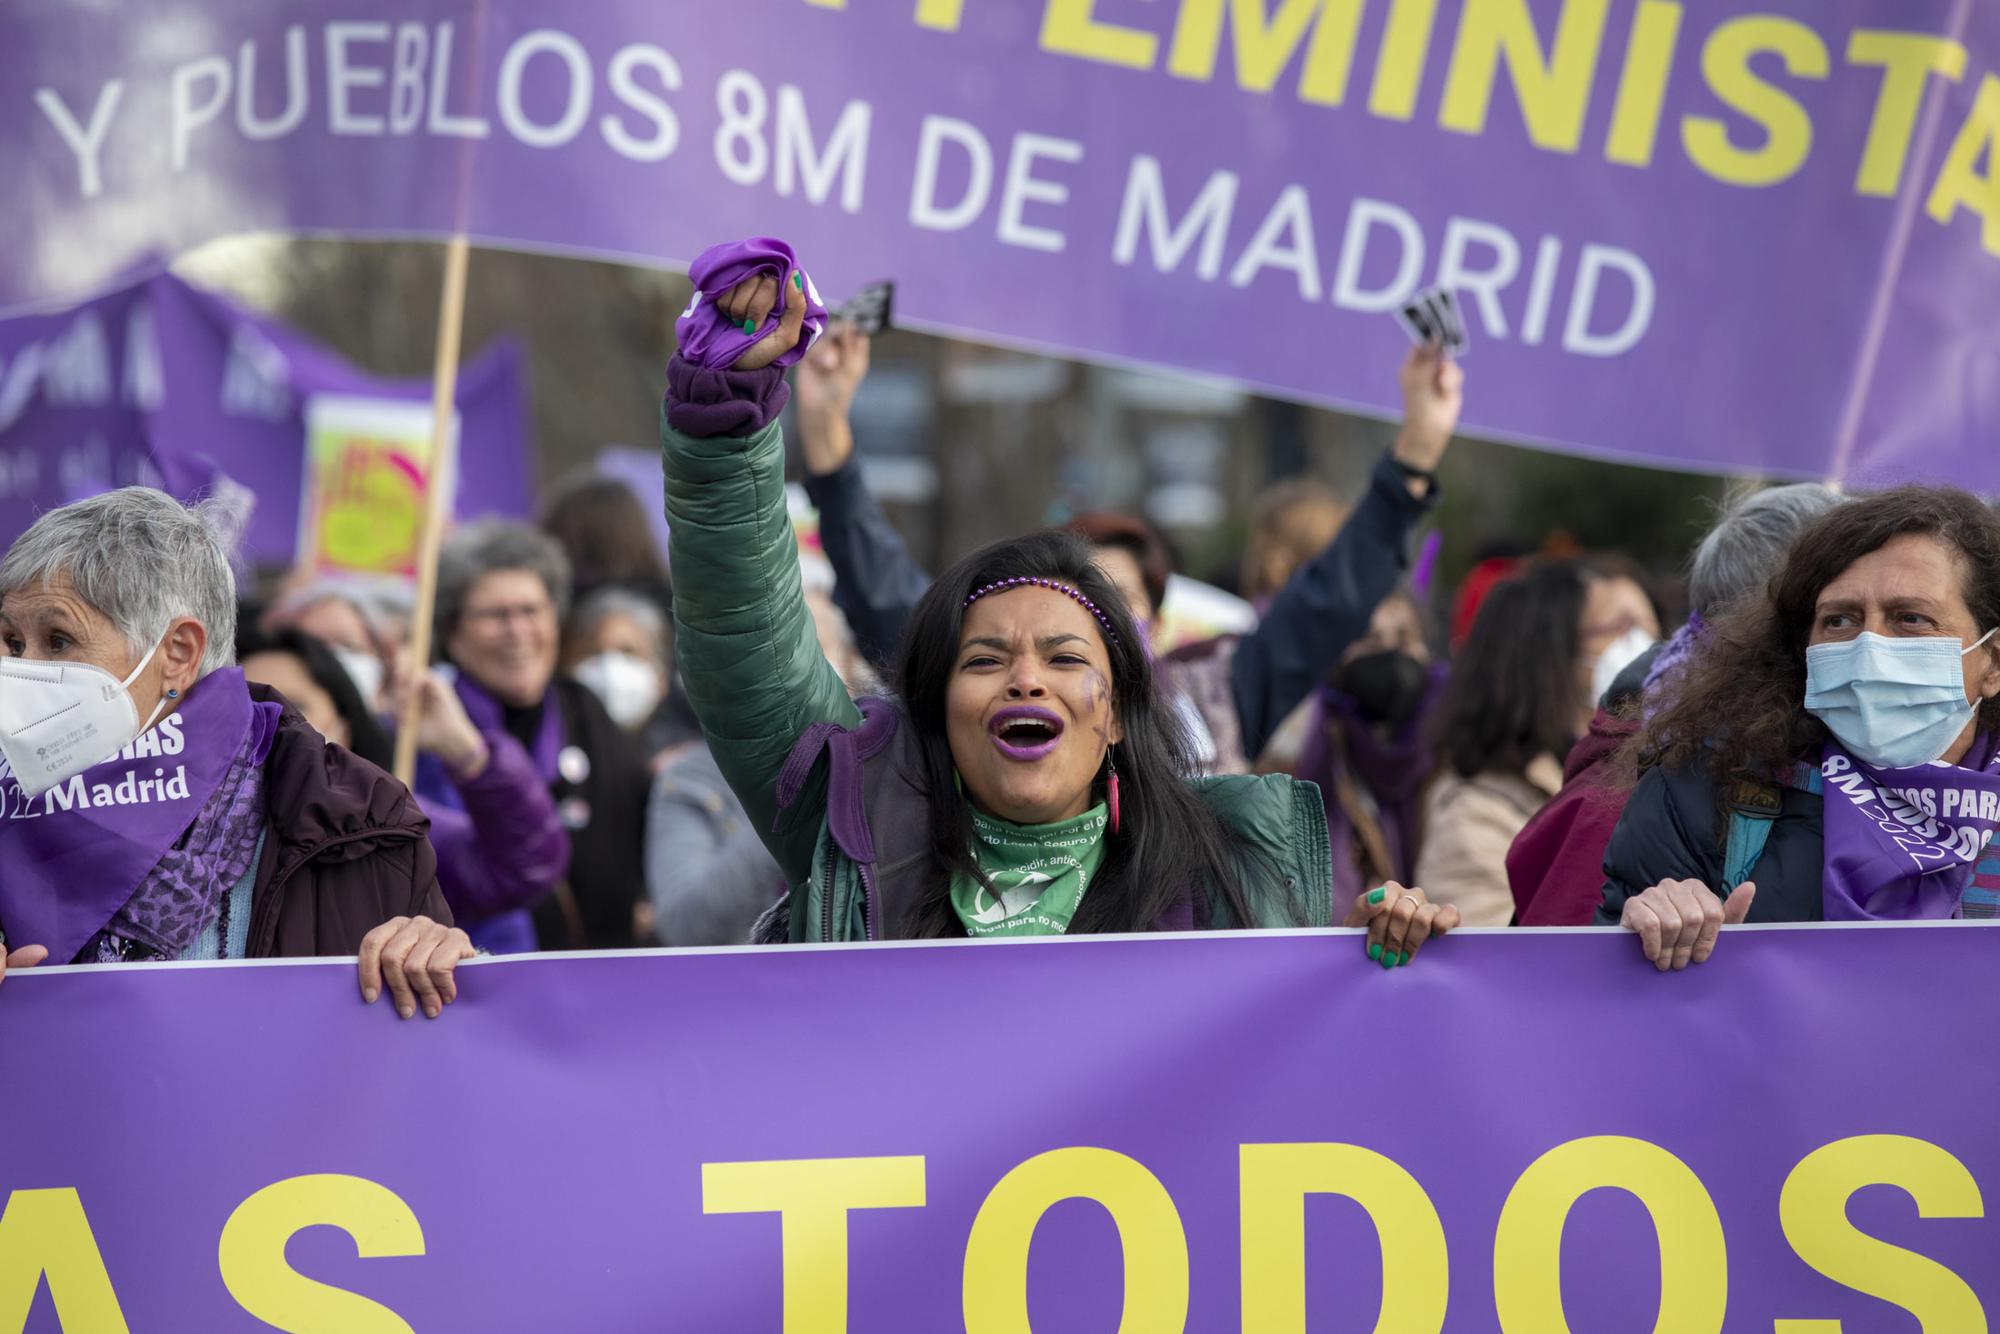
[0,489,470,1020]
[431,521,650,950]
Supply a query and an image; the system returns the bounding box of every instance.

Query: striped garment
[1965,838,2000,919]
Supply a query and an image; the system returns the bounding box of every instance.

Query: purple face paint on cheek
[1082,668,1114,744]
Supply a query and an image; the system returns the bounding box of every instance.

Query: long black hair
[894,530,1278,935]
[1432,558,1590,780]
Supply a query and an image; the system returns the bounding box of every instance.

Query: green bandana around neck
[949,802,1109,937]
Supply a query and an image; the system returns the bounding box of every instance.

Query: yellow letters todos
[702,1155,927,1334]
[1240,1143,1448,1333]
[1493,1135,1726,1333]
[1776,1135,1986,1333]
[963,1146,1189,1333]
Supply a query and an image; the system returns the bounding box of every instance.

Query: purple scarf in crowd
[1818,732,2000,920]
[1643,612,1705,696]
[674,237,827,371]
[1295,667,1445,902]
[0,669,280,964]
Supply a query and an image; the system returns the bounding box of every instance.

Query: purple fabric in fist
[675,237,827,370]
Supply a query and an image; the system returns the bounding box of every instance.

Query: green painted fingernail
[1396,951,1409,967]
[743,317,757,335]
[1367,887,1386,905]
[1380,951,1396,971]
[1367,942,1382,961]
[794,271,804,290]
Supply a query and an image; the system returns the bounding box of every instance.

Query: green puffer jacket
[661,409,1333,941]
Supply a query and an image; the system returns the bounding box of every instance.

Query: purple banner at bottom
[2,927,1996,1331]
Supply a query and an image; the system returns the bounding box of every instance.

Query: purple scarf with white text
[1819,733,2000,920]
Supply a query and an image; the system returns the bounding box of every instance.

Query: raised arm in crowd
[658,237,1457,963]
[797,328,1461,780]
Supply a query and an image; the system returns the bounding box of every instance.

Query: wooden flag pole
[392,234,472,785]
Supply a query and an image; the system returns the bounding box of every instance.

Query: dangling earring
[1106,748,1122,835]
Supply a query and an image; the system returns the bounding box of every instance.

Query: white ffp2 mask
[0,642,168,799]
[571,651,663,731]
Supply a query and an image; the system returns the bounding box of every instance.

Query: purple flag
[6,1,2000,485]
[1,927,1996,1329]
[0,270,531,559]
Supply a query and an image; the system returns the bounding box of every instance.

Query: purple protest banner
[0,270,531,560]
[1,926,1995,1330]
[6,1,2000,487]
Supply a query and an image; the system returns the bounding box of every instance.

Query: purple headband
[963,577,1120,644]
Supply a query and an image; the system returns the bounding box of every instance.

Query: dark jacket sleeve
[802,459,931,672]
[423,729,571,921]
[1595,763,1727,924]
[1229,453,1437,759]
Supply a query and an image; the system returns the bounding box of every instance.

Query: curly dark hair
[1628,485,2000,787]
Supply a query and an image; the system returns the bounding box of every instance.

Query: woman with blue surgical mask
[1598,487,2000,967]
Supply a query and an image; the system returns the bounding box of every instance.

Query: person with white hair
[0,488,470,1021]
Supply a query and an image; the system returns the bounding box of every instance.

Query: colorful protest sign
[299,394,460,576]
[6,1,2000,486]
[2,926,1995,1330]
[0,270,529,559]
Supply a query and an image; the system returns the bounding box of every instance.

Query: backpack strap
[1721,777,1781,891]
[1720,765,1823,890]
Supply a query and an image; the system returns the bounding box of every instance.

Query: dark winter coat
[1594,760,1826,925]
[244,686,453,957]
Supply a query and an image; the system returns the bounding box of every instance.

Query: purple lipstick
[988,706,1065,761]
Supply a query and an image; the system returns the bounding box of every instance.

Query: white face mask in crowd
[1590,625,1658,707]
[572,651,664,730]
[1804,628,1998,769]
[333,645,386,709]
[0,640,169,798]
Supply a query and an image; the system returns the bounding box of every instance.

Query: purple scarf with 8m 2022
[1819,732,2000,920]
[674,237,827,371]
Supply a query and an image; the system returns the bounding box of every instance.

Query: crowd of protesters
[4,234,1999,1010]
